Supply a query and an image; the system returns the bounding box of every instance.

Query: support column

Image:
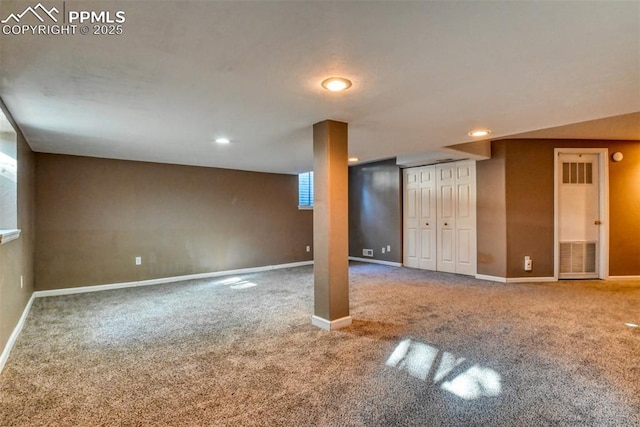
[311,120,351,331]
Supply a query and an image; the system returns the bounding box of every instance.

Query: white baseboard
[475,274,557,283]
[349,256,402,267]
[34,260,314,298]
[475,274,507,283]
[311,315,353,331]
[0,294,35,373]
[607,275,640,281]
[506,276,557,283]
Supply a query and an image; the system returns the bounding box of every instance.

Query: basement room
[1,1,639,425]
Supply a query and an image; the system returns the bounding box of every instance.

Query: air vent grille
[560,241,596,274]
[562,162,593,184]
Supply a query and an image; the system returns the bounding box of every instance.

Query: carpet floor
[1,263,639,426]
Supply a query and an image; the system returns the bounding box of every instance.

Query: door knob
[594,220,602,225]
[425,222,429,226]
[444,223,449,226]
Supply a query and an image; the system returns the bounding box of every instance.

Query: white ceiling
[1,1,638,174]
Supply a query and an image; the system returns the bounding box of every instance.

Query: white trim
[475,274,557,283]
[475,274,507,283]
[554,148,609,281]
[349,256,402,267]
[607,276,640,281]
[0,293,35,373]
[505,276,557,283]
[34,261,314,298]
[0,229,20,245]
[311,315,352,331]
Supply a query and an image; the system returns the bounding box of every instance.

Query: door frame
[553,148,609,280]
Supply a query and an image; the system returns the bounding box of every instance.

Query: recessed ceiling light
[348,157,359,162]
[321,77,352,92]
[468,129,491,138]
[215,138,230,144]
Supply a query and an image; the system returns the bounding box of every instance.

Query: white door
[403,166,436,270]
[404,160,476,276]
[558,153,600,279]
[404,169,420,268]
[436,164,456,273]
[419,168,437,270]
[454,161,477,276]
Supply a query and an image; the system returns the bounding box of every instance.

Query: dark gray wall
[348,158,402,263]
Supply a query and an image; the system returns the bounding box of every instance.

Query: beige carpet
[1,263,639,426]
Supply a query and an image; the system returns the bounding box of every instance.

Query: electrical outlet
[524,256,532,271]
[363,249,373,257]
[135,256,142,266]
[306,245,311,252]
[387,245,391,252]
[20,275,23,289]
[382,247,386,254]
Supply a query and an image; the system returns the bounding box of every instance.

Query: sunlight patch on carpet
[386,339,502,400]
[230,282,257,289]
[216,277,244,285]
[210,276,258,289]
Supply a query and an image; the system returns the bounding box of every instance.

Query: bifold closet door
[436,164,456,273]
[452,161,476,276]
[404,169,420,268]
[403,166,436,270]
[404,161,476,276]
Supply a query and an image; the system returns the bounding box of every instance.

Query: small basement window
[0,107,19,244]
[298,171,313,209]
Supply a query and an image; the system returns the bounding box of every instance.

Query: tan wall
[0,101,35,354]
[34,154,313,290]
[503,139,640,278]
[476,141,507,277]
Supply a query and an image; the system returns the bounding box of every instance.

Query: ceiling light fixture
[321,77,352,92]
[348,157,359,162]
[468,129,491,138]
[215,138,230,144]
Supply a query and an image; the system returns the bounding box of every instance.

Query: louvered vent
[560,242,596,274]
[562,162,593,184]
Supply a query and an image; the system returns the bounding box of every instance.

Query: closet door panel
[454,161,477,276]
[419,167,436,270]
[403,169,420,268]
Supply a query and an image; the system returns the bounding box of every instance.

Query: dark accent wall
[0,100,35,353]
[479,139,640,278]
[34,154,313,290]
[348,158,402,263]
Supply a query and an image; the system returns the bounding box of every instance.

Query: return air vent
[362,249,374,257]
[560,241,596,274]
[562,162,593,184]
